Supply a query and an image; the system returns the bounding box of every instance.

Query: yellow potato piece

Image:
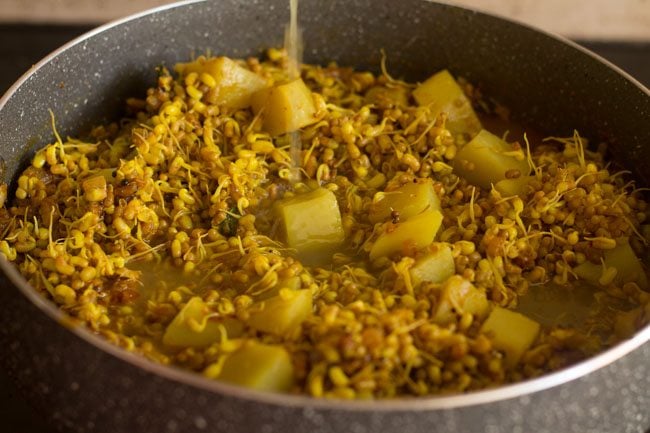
[453,129,530,189]
[494,175,534,197]
[176,56,268,109]
[369,209,443,261]
[572,261,601,285]
[480,306,541,367]
[274,188,345,263]
[255,275,302,301]
[614,307,644,339]
[248,288,313,337]
[574,239,648,289]
[602,240,648,289]
[410,243,455,287]
[163,297,243,348]
[432,275,489,325]
[251,78,318,136]
[412,69,482,137]
[369,179,441,224]
[218,341,294,392]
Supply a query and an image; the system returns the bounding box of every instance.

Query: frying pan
[0,1,648,432]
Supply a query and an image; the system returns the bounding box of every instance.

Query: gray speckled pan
[0,1,649,432]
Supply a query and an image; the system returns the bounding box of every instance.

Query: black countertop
[0,24,648,433]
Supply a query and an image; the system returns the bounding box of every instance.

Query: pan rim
[0,0,648,413]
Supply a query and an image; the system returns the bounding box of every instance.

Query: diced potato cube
[365,85,408,106]
[248,288,312,337]
[176,56,268,109]
[369,209,443,261]
[163,297,243,348]
[369,179,441,224]
[274,188,345,263]
[453,129,530,189]
[409,243,455,287]
[574,239,647,289]
[432,275,489,325]
[614,307,643,339]
[494,175,534,197]
[572,261,600,285]
[278,275,302,291]
[603,240,648,289]
[412,69,482,136]
[218,341,294,392]
[255,275,302,301]
[480,306,541,367]
[251,78,317,136]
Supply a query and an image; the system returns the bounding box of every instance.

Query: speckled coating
[0,1,648,432]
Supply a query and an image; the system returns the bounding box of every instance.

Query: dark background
[0,24,648,433]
